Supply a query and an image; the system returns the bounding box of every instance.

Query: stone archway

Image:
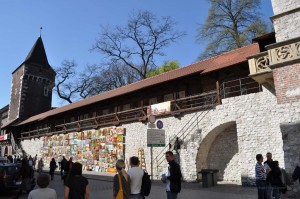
[196,121,240,182]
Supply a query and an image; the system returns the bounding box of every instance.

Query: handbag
[116,174,124,199]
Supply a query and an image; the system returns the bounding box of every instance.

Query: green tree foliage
[146,60,180,78]
[197,0,270,60]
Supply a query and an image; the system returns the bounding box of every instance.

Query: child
[28,174,57,199]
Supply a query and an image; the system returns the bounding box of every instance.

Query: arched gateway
[196,121,240,182]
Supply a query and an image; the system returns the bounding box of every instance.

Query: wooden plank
[216,80,221,105]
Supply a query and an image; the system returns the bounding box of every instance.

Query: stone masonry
[21,86,300,184]
[271,0,300,42]
[271,0,300,15]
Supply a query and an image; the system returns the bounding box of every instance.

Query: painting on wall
[41,127,126,172]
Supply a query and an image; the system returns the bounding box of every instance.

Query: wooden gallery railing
[20,76,261,139]
[20,91,218,139]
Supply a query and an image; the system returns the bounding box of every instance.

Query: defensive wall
[20,85,300,184]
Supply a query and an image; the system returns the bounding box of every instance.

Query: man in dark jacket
[165,151,182,199]
[60,156,67,179]
[264,152,274,199]
[64,157,73,174]
[292,162,300,183]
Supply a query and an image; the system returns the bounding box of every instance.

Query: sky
[0,0,274,108]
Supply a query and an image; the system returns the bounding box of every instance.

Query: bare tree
[55,60,139,104]
[55,60,79,104]
[92,10,185,79]
[197,0,269,60]
[55,11,184,104]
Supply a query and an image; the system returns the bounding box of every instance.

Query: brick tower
[248,0,300,104]
[270,0,300,104]
[8,37,56,122]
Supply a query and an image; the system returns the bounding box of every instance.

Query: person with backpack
[164,151,182,199]
[113,159,131,199]
[269,161,282,199]
[127,156,148,199]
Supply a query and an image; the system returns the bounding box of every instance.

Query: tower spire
[39,27,43,37]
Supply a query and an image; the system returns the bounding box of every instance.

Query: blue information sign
[156,120,163,129]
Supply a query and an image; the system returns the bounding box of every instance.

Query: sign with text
[147,129,165,147]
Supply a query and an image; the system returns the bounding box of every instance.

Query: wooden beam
[216,80,221,105]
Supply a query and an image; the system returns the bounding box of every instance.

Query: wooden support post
[216,80,221,105]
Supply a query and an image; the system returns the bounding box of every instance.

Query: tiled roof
[16,43,260,126]
[12,37,54,74]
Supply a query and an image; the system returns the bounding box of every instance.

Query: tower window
[44,86,49,96]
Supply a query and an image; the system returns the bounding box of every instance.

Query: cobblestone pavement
[0,173,260,199]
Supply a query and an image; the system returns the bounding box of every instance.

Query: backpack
[140,171,151,196]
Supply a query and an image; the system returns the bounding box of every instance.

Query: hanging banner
[0,134,8,141]
[147,101,171,116]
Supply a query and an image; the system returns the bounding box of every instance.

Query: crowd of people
[112,151,182,199]
[5,150,182,199]
[255,152,300,199]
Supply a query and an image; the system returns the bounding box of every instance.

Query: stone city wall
[20,86,300,184]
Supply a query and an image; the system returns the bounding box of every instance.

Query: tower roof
[13,37,54,74]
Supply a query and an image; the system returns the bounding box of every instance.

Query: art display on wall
[40,127,125,173]
[147,101,171,116]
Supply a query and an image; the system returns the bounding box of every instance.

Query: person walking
[61,156,67,179]
[33,154,38,170]
[127,156,144,199]
[163,151,182,199]
[49,158,57,181]
[113,159,131,199]
[58,155,62,170]
[28,156,33,167]
[14,159,31,199]
[64,157,73,175]
[256,154,268,199]
[28,174,57,199]
[37,158,44,175]
[64,162,90,199]
[28,156,34,178]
